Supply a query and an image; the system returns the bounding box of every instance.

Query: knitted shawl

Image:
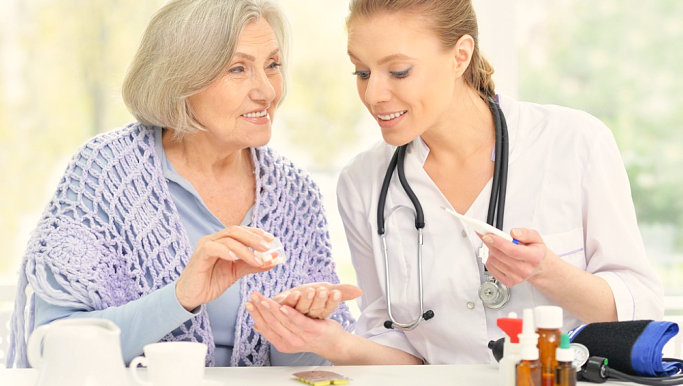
[7,123,355,368]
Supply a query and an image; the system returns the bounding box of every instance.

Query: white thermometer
[441,207,519,244]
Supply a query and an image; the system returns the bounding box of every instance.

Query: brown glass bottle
[516,358,542,386]
[537,327,561,386]
[535,306,562,386]
[554,361,576,386]
[554,333,576,386]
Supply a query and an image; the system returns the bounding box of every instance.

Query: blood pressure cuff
[569,320,683,377]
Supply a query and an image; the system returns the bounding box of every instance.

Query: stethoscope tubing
[487,97,509,229]
[379,145,428,330]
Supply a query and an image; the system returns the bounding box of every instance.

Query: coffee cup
[129,341,207,386]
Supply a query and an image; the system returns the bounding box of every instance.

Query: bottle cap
[496,312,523,344]
[534,305,563,329]
[555,333,574,363]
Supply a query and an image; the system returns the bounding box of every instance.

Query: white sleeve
[336,168,422,359]
[582,123,663,320]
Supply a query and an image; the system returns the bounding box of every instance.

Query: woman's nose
[363,75,391,105]
[249,70,277,104]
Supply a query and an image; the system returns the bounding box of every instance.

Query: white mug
[129,342,207,386]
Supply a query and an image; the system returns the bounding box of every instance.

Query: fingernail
[482,235,493,244]
[511,228,522,238]
[259,241,270,250]
[260,300,270,309]
[332,291,341,301]
[254,255,264,266]
[280,306,289,315]
[228,250,238,260]
[307,290,315,300]
[245,302,254,311]
[264,231,275,240]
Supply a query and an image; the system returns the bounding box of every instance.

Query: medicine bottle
[554,333,576,386]
[497,312,523,386]
[534,306,562,386]
[516,309,541,386]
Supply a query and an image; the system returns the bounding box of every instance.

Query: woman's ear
[452,34,475,77]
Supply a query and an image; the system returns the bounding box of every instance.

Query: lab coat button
[461,230,468,238]
[466,301,475,309]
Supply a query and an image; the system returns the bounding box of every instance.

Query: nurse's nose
[363,75,391,106]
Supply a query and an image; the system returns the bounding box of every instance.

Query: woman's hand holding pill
[175,226,277,311]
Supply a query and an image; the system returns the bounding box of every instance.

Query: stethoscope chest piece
[479,273,510,309]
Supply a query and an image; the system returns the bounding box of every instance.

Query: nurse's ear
[450,34,475,78]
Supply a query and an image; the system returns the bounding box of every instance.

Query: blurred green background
[0,0,681,313]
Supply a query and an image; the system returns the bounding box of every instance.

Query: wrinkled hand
[271,283,362,319]
[246,292,346,356]
[176,226,278,311]
[480,228,550,287]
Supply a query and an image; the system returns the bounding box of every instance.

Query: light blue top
[34,128,326,366]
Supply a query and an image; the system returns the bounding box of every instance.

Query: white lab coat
[336,95,663,364]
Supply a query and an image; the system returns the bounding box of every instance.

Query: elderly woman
[6,0,355,368]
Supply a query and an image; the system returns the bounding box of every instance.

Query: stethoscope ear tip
[384,320,394,329]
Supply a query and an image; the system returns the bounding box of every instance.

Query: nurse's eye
[228,65,245,74]
[390,67,412,79]
[352,70,370,80]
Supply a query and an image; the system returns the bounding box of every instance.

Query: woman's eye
[228,66,245,74]
[267,61,281,70]
[390,67,412,79]
[352,70,370,80]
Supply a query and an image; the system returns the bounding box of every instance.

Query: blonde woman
[247,0,663,365]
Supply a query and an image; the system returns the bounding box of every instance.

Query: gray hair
[122,0,289,135]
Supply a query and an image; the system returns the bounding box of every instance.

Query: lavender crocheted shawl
[7,123,355,368]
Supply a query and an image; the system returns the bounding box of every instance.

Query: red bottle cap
[497,317,523,343]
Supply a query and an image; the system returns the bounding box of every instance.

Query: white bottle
[498,312,522,386]
[499,336,521,386]
[516,309,542,386]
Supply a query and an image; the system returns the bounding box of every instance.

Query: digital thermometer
[441,206,519,244]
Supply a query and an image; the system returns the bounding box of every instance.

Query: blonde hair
[122,0,289,135]
[347,0,495,99]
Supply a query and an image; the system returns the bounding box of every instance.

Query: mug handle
[129,356,152,386]
[26,324,51,368]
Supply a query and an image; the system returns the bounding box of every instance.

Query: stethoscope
[378,97,510,330]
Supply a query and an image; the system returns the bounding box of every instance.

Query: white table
[0,364,634,385]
